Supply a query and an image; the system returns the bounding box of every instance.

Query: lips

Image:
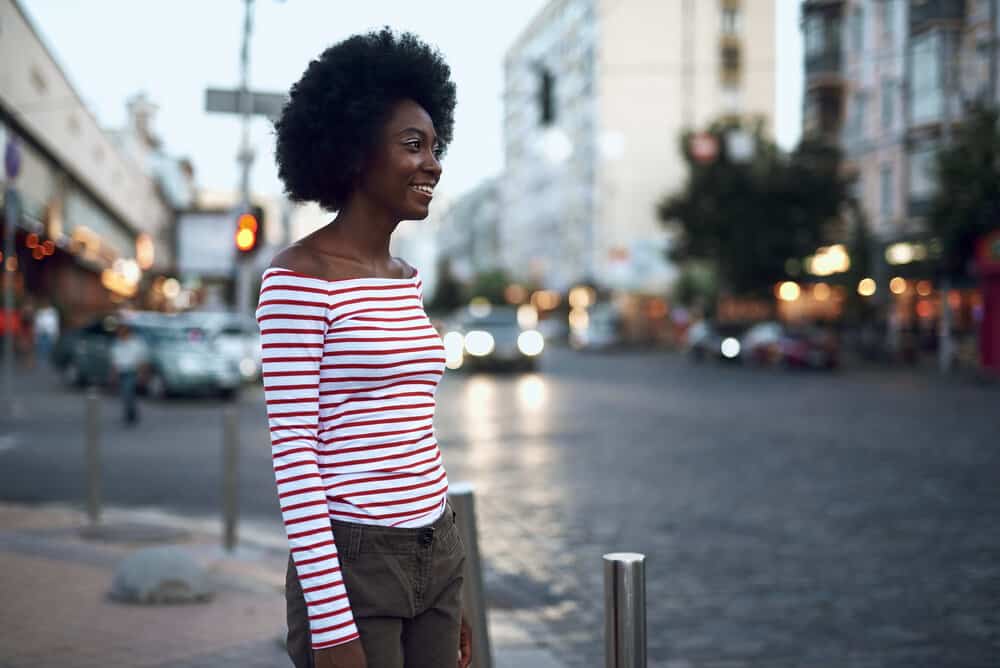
[410,183,435,199]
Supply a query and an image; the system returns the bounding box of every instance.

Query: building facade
[436,177,502,283]
[502,0,776,293]
[0,0,175,324]
[803,0,1000,243]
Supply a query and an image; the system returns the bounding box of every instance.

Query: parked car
[52,313,242,397]
[779,326,839,370]
[181,311,262,383]
[740,321,784,366]
[686,321,745,362]
[444,305,544,371]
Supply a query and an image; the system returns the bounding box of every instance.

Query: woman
[257,29,469,668]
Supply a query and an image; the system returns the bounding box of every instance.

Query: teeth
[411,185,434,195]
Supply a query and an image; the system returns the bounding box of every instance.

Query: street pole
[3,135,21,419]
[3,187,16,415]
[938,28,956,373]
[235,0,256,318]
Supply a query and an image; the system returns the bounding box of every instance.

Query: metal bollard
[85,388,102,525]
[604,552,647,668]
[449,482,492,668]
[222,406,239,551]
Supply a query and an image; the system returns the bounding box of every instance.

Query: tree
[927,105,1000,278]
[468,269,511,305]
[658,121,846,297]
[428,258,465,315]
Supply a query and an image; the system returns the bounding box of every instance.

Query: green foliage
[927,105,1000,277]
[468,269,511,305]
[672,262,718,309]
[658,120,846,296]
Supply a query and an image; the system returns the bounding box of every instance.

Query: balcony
[910,0,966,33]
[806,48,842,78]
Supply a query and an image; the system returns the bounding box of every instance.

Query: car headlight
[517,330,545,356]
[721,337,741,359]
[239,357,257,378]
[443,331,464,369]
[464,330,495,357]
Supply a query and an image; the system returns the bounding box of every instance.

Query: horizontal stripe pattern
[257,267,449,650]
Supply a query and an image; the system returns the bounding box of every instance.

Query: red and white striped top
[256,266,449,650]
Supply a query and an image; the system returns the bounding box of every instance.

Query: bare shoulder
[268,243,328,279]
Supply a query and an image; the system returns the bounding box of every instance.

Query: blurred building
[0,0,178,325]
[803,0,999,242]
[436,177,502,283]
[502,0,776,293]
[802,0,999,357]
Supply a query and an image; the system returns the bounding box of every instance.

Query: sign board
[176,211,237,278]
[204,88,287,120]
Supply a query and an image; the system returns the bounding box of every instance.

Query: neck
[325,195,399,263]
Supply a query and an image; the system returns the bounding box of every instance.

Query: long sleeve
[257,273,359,649]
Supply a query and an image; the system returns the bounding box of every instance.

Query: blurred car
[740,321,784,365]
[686,321,745,362]
[181,311,262,383]
[52,313,242,397]
[569,302,621,351]
[779,326,840,370]
[444,304,544,372]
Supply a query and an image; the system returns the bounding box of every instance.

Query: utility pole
[4,136,21,419]
[938,26,958,373]
[235,0,255,318]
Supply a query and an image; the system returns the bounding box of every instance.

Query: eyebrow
[396,127,439,144]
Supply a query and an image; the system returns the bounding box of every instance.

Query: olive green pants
[285,505,466,668]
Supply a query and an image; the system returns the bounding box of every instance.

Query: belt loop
[348,523,362,560]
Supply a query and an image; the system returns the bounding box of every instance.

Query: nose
[423,151,442,178]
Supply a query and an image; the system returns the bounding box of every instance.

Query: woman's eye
[405,141,421,151]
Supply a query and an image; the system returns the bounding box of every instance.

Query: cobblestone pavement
[2,350,998,666]
[434,350,1000,667]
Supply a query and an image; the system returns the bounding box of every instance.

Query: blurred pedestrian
[34,301,59,367]
[259,29,470,668]
[110,323,146,426]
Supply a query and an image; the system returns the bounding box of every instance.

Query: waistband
[328,499,453,536]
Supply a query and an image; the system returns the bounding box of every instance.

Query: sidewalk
[0,502,567,668]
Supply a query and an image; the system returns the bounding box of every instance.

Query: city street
[1,348,998,667]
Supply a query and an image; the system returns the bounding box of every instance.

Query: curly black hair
[274,28,457,212]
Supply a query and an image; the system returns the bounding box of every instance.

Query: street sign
[204,88,287,120]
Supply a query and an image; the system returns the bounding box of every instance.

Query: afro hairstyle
[274,28,457,212]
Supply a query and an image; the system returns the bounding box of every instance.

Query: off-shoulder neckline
[263,266,419,284]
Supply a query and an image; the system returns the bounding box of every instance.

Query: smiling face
[357,99,443,221]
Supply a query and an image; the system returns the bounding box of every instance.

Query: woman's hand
[458,615,472,668]
[314,638,367,668]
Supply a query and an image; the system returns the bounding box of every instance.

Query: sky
[21,0,803,202]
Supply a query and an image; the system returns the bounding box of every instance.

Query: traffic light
[235,205,263,254]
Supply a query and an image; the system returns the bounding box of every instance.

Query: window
[848,91,868,145]
[880,164,893,220]
[538,68,556,125]
[722,7,741,35]
[721,42,741,83]
[852,7,865,51]
[881,79,895,130]
[908,143,938,201]
[880,0,893,36]
[909,31,943,125]
[805,15,826,56]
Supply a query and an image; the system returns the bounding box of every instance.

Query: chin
[404,206,431,221]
